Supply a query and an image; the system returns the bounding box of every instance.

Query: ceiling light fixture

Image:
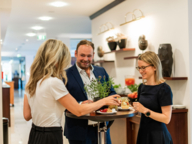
[15,48,18,50]
[31,26,44,30]
[26,39,28,42]
[49,1,68,7]
[26,33,36,37]
[39,16,52,21]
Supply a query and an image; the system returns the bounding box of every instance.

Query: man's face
[75,44,94,70]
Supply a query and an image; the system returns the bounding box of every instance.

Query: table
[66,109,137,144]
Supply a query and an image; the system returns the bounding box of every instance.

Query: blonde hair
[138,51,165,84]
[25,39,71,97]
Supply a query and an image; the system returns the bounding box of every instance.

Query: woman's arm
[133,102,172,124]
[23,94,32,121]
[58,93,120,117]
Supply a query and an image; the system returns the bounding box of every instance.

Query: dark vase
[108,42,117,51]
[94,97,108,110]
[117,39,127,49]
[158,44,173,77]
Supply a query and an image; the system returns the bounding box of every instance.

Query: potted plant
[113,84,125,95]
[84,76,114,102]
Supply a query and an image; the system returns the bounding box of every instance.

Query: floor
[9,90,32,144]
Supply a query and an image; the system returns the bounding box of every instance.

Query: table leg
[97,122,107,144]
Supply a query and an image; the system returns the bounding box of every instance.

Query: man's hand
[81,100,93,104]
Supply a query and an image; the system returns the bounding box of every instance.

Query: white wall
[0,15,3,144]
[92,0,190,143]
[188,0,192,143]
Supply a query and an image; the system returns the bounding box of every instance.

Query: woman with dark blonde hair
[23,39,120,144]
[133,51,173,144]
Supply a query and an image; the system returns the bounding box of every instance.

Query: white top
[26,77,69,127]
[76,63,97,125]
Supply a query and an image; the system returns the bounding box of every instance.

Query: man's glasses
[136,65,152,71]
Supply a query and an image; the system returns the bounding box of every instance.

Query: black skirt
[28,123,63,144]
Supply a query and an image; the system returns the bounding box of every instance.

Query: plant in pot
[113,84,125,95]
[84,76,115,110]
[116,33,127,49]
[106,36,117,51]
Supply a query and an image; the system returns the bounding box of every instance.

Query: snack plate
[118,106,134,111]
[96,109,117,115]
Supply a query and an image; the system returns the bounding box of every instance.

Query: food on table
[121,101,129,109]
[99,108,113,113]
[128,91,138,99]
[108,105,118,110]
[107,108,112,113]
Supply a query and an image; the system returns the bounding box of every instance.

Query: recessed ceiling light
[0,39,2,42]
[26,39,28,42]
[31,26,44,30]
[49,1,68,7]
[39,16,52,21]
[15,48,18,50]
[26,33,36,37]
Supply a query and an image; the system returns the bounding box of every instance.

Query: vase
[108,42,117,51]
[117,39,127,49]
[158,44,173,77]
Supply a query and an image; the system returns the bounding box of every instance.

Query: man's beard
[77,60,91,70]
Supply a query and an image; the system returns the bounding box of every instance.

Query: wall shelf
[124,56,138,60]
[139,77,188,80]
[92,60,114,64]
[104,48,135,54]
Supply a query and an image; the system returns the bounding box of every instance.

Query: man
[64,40,116,144]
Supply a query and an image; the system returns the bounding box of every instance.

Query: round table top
[66,109,137,122]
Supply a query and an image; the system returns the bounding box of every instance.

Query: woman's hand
[102,95,121,106]
[133,102,148,113]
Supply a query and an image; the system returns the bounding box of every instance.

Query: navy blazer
[64,64,116,141]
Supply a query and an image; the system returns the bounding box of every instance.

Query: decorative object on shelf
[116,33,127,49]
[97,46,104,58]
[84,76,114,102]
[158,44,173,77]
[98,22,114,35]
[138,35,148,52]
[120,9,145,26]
[106,36,117,51]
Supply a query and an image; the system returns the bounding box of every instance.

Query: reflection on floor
[9,90,32,144]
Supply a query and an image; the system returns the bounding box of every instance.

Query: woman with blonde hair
[23,39,120,144]
[133,51,173,144]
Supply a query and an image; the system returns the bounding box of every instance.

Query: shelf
[139,77,188,80]
[92,60,114,64]
[124,56,138,60]
[104,48,135,54]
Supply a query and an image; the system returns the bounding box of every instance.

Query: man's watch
[145,111,150,117]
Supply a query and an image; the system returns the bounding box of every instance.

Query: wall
[92,0,190,143]
[188,0,192,144]
[0,15,3,144]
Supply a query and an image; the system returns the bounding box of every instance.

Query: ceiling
[0,0,114,54]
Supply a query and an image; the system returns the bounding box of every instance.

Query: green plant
[84,76,114,99]
[127,83,141,92]
[113,84,121,89]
